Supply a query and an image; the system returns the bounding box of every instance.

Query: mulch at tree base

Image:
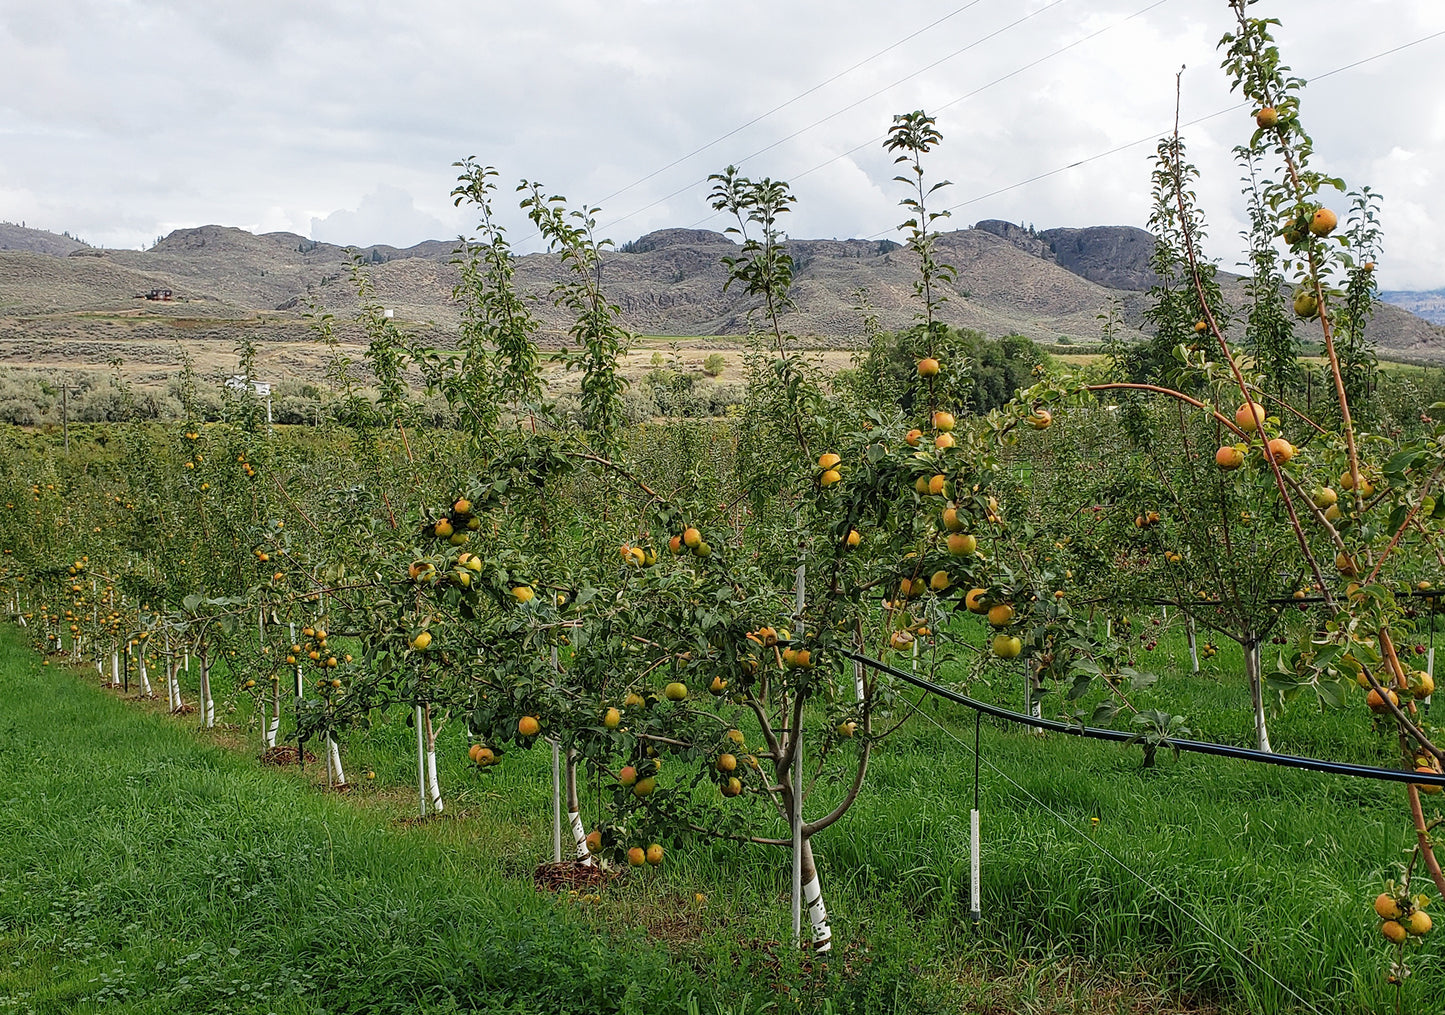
[259,744,317,765]
[534,860,614,892]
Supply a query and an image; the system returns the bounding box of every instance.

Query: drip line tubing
[839,648,1445,788]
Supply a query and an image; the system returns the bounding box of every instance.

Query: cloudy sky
[2,0,1444,288]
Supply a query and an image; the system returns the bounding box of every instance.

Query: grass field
[0,617,1439,1014]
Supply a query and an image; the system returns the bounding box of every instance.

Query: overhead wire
[870,24,1445,234]
[588,0,1079,237]
[677,20,1445,239]
[508,15,1445,259]
[665,0,1176,234]
[590,0,994,210]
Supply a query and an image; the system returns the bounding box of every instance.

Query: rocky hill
[1381,288,1445,326]
[2,219,1442,386]
[0,222,91,258]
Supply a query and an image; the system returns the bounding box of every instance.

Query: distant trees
[845,325,1046,417]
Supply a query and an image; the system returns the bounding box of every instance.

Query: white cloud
[0,0,1443,287]
[309,185,451,249]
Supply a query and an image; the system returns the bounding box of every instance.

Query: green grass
[2,619,1442,1014]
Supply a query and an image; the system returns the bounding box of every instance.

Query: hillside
[1382,288,1445,325]
[1,219,1442,389]
[0,221,91,257]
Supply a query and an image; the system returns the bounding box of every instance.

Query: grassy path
[1,622,1439,1013]
[0,628,707,1014]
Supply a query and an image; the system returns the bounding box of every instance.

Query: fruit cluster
[424,498,482,545]
[1375,885,1432,945]
[285,624,348,691]
[667,526,711,559]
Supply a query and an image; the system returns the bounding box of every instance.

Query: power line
[592,0,1077,237]
[798,0,1174,185]
[1310,26,1445,82]
[518,17,1445,252]
[683,19,1445,241]
[672,0,1174,233]
[590,0,994,210]
[870,24,1445,236]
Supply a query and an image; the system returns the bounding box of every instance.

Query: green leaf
[1090,700,1119,724]
[1314,679,1347,709]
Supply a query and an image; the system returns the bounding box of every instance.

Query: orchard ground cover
[1,612,1436,1014]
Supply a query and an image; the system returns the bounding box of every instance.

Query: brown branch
[1161,94,1331,605]
[1085,384,1249,440]
[1407,784,1445,900]
[805,737,872,838]
[562,451,662,502]
[1365,459,1445,585]
[1254,386,1329,437]
[1374,629,1443,764]
[270,476,320,532]
[684,820,791,848]
[1277,470,1347,556]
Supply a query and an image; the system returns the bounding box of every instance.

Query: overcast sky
[2,0,1444,289]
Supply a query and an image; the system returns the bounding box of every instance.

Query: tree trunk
[199,646,214,728]
[423,703,442,813]
[565,749,593,865]
[1245,639,1272,753]
[169,656,183,711]
[136,645,152,697]
[328,736,346,786]
[799,838,833,952]
[415,704,427,818]
[1187,616,1200,673]
[1027,672,1044,736]
[265,678,280,748]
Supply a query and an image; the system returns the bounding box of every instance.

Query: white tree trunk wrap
[1186,616,1200,673]
[415,704,427,818]
[1245,640,1271,753]
[110,646,120,688]
[800,840,832,952]
[568,808,591,863]
[137,649,152,697]
[169,659,183,711]
[265,681,280,749]
[425,747,442,813]
[328,737,346,786]
[565,751,594,865]
[200,652,214,728]
[424,705,442,813]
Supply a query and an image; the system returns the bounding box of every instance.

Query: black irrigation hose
[839,648,1445,789]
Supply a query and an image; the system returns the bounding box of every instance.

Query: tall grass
[3,616,1439,1014]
